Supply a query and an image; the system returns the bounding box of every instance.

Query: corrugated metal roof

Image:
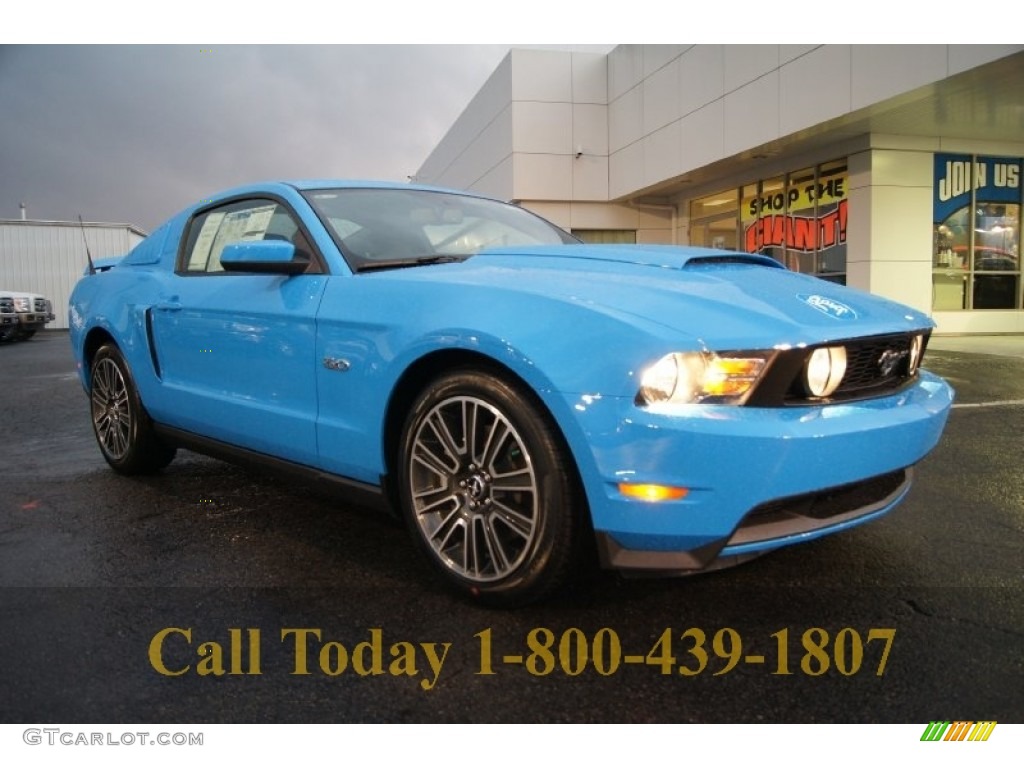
[0,219,148,238]
[0,220,149,330]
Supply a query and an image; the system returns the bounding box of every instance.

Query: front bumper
[566,370,954,571]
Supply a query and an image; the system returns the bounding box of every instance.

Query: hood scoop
[681,253,784,270]
[479,244,785,271]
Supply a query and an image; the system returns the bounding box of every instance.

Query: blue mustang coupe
[69,181,953,604]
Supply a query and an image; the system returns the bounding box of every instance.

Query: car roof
[194,182,499,211]
[289,179,457,192]
[209,179,493,199]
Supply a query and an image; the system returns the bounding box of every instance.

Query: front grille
[834,334,914,396]
[726,469,910,547]
[743,331,928,406]
[745,470,907,523]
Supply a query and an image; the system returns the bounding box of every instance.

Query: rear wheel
[90,343,176,474]
[397,369,580,605]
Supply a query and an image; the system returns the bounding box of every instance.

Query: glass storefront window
[785,167,817,274]
[815,160,848,283]
[690,190,738,220]
[973,201,1020,309]
[692,161,848,284]
[571,230,637,244]
[932,154,1022,310]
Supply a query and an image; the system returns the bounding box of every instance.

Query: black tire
[397,368,580,606]
[89,343,176,474]
[14,328,36,341]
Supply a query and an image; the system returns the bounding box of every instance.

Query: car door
[149,197,327,466]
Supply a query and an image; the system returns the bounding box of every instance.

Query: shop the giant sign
[742,174,847,253]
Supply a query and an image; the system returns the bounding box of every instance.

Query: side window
[181,199,315,273]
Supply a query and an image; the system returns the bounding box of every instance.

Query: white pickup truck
[0,290,55,342]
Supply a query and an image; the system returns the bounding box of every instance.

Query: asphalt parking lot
[1,332,1022,723]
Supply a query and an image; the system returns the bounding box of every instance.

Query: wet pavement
[1,332,1021,723]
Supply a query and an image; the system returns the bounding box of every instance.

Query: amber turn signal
[618,483,689,502]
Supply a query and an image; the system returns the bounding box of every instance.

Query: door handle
[156,301,182,312]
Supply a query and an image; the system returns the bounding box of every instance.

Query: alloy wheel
[406,395,539,583]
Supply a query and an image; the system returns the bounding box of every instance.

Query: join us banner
[934,153,1022,223]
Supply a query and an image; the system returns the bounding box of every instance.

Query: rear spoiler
[84,256,123,275]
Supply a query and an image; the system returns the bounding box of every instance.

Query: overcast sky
[0,45,609,231]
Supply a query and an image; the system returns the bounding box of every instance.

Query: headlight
[907,333,924,375]
[804,345,847,397]
[12,297,30,312]
[637,351,772,406]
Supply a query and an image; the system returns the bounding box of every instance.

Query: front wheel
[89,343,176,474]
[397,369,581,605]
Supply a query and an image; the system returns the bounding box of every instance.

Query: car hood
[387,245,932,350]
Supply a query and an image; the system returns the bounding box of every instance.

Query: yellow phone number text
[475,627,896,677]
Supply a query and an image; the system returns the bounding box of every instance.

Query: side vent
[144,308,162,379]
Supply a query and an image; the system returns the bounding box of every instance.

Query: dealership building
[416,45,1024,335]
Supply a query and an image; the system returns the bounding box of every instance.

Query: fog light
[618,483,689,502]
[805,346,847,397]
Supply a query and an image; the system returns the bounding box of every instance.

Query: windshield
[302,187,578,272]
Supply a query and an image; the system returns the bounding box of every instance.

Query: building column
[846,146,934,315]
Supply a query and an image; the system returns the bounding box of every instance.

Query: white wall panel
[724,45,779,92]
[608,141,644,199]
[934,310,1024,334]
[780,45,818,65]
[948,45,1024,75]
[870,259,934,314]
[608,45,644,102]
[865,148,934,188]
[572,154,609,201]
[723,72,779,156]
[571,53,608,104]
[643,45,689,78]
[572,103,608,157]
[846,149,934,312]
[679,45,724,116]
[417,54,513,184]
[779,45,851,136]
[521,201,571,229]
[866,186,934,265]
[609,84,643,154]
[440,103,514,195]
[679,99,725,173]
[473,157,515,202]
[644,120,682,188]
[851,45,947,111]
[512,102,573,155]
[512,154,573,200]
[510,49,572,102]
[642,56,680,134]
[568,202,641,230]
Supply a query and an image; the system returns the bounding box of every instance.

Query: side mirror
[220,240,308,275]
